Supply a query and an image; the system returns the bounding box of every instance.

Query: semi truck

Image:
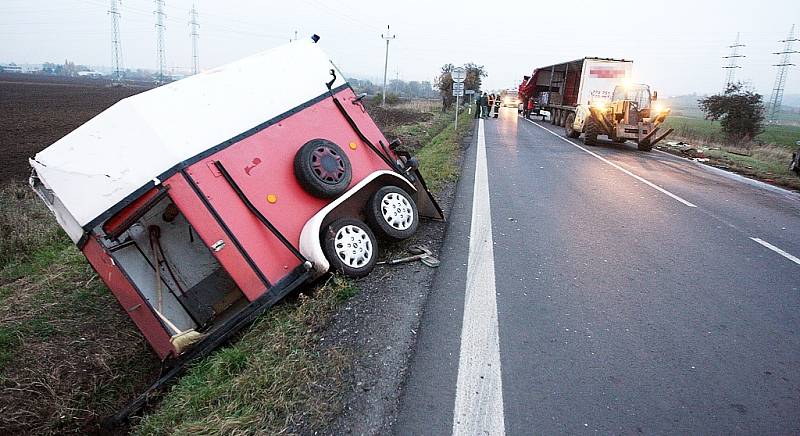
[518,57,672,151]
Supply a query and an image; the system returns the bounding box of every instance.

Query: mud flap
[410,168,445,221]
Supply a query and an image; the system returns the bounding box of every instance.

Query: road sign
[452,82,464,97]
[465,89,475,95]
[452,66,466,83]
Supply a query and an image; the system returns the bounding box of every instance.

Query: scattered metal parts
[378,244,440,268]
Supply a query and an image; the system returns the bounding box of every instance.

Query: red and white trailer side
[29,37,441,385]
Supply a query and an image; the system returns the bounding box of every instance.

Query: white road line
[522,117,698,208]
[750,238,800,265]
[452,119,505,436]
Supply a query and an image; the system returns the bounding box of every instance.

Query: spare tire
[294,139,352,198]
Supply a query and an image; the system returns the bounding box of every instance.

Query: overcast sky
[1,0,799,96]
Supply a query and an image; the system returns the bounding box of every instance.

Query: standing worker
[474,93,481,119]
[480,92,489,119]
[493,94,501,118]
[487,93,495,118]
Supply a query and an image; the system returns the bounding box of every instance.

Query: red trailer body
[30,39,442,366]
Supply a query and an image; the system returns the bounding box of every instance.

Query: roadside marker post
[452,67,466,130]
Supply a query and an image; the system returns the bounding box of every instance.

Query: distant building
[0,64,23,73]
[77,71,105,78]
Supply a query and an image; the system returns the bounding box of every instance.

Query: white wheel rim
[334,225,373,268]
[380,192,414,231]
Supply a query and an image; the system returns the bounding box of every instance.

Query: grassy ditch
[659,116,800,190]
[134,278,354,434]
[0,183,159,433]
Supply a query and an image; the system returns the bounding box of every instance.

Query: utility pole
[767,25,799,123]
[722,32,745,89]
[154,0,167,83]
[189,4,199,75]
[108,0,123,84]
[381,25,396,105]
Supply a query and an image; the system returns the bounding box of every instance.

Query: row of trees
[348,77,438,100]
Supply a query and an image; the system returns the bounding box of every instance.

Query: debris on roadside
[659,140,720,162]
[377,244,439,268]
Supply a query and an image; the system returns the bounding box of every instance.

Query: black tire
[637,139,653,151]
[322,218,378,278]
[294,139,352,198]
[584,116,600,145]
[550,109,557,125]
[365,186,419,241]
[565,113,579,138]
[559,110,567,127]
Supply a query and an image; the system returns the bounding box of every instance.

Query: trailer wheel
[294,139,352,198]
[323,218,377,278]
[565,113,579,138]
[549,109,557,125]
[559,110,567,127]
[365,186,418,241]
[637,139,653,151]
[584,116,600,146]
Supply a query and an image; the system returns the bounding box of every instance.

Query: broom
[149,225,207,354]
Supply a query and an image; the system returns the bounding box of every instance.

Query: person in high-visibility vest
[487,94,495,118]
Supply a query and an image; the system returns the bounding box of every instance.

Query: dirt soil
[365,103,435,138]
[0,74,149,183]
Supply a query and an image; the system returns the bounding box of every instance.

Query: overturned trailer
[29,38,441,418]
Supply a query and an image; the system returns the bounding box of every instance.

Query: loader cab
[612,84,651,109]
[611,84,651,124]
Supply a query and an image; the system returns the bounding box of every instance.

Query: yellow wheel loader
[569,84,672,151]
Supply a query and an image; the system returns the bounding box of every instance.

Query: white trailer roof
[30,40,347,233]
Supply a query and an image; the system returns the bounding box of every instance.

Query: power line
[767,24,799,123]
[189,4,199,75]
[381,25,396,105]
[154,0,167,82]
[108,0,123,83]
[722,32,745,88]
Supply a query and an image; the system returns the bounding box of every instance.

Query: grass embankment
[393,105,473,192]
[0,183,158,433]
[660,116,800,190]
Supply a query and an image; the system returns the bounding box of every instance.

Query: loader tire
[637,139,653,152]
[565,113,579,138]
[584,116,600,146]
[294,139,352,198]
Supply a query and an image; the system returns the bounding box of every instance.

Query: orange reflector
[349,142,357,150]
[267,194,277,204]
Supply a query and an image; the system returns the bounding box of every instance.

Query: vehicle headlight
[591,101,606,110]
[651,103,665,115]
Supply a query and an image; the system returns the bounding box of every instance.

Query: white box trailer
[518,57,633,121]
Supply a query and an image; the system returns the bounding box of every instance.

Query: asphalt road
[395,108,800,435]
